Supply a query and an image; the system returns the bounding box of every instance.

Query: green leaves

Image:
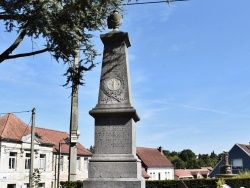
[1,0,131,86]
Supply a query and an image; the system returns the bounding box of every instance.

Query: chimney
[158,146,163,154]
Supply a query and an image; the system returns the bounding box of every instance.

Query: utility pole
[57,141,62,188]
[68,49,80,181]
[29,108,36,188]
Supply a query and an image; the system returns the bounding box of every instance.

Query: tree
[89,145,95,153]
[168,155,185,169]
[185,158,199,169]
[32,168,41,188]
[163,150,185,169]
[179,149,196,162]
[164,149,219,169]
[0,0,132,85]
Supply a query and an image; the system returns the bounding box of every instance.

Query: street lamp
[57,138,70,188]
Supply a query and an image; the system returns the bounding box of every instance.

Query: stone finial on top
[107,10,122,31]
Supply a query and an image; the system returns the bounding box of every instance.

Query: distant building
[187,167,211,179]
[136,146,174,180]
[209,143,250,177]
[174,169,194,180]
[174,167,212,180]
[0,113,92,188]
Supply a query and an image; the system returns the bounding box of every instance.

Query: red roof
[0,113,92,156]
[136,147,173,168]
[0,113,30,141]
[188,168,210,176]
[175,169,193,178]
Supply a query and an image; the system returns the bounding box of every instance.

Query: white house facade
[147,167,174,181]
[0,138,53,188]
[0,113,92,188]
[136,147,174,180]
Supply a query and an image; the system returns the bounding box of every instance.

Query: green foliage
[163,149,219,169]
[225,177,250,187]
[216,178,225,188]
[168,155,185,169]
[0,0,133,86]
[179,149,196,162]
[88,145,95,153]
[146,180,180,188]
[234,170,250,178]
[146,178,250,188]
[60,181,83,188]
[32,168,41,188]
[197,153,219,168]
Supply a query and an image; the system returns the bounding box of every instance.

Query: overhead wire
[123,0,188,6]
[0,110,32,116]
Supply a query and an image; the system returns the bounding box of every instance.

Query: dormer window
[35,132,42,139]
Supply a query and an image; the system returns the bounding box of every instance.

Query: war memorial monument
[82,11,145,188]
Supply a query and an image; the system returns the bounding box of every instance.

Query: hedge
[60,181,83,188]
[147,178,250,188]
[61,178,250,188]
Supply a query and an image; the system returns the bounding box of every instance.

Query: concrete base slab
[82,178,145,188]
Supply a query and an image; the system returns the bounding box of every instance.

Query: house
[209,143,250,177]
[136,146,174,180]
[187,167,211,179]
[0,113,92,188]
[174,169,194,180]
[174,167,211,180]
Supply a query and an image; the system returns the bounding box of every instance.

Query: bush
[60,181,83,188]
[234,171,250,178]
[146,178,250,188]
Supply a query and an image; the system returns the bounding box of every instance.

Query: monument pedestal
[82,31,145,188]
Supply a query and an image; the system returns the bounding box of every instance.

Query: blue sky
[1,0,250,155]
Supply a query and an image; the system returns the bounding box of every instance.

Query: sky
[1,0,250,155]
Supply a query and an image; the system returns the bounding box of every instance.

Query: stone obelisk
[82,11,145,188]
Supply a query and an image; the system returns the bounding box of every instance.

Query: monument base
[82,178,145,188]
[215,174,237,178]
[82,155,145,188]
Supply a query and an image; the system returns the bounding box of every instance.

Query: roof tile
[175,169,193,178]
[0,113,92,156]
[137,147,173,168]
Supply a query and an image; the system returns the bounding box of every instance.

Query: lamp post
[57,138,70,188]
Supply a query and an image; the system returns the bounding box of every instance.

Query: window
[7,184,16,188]
[152,172,156,180]
[59,156,63,171]
[84,157,88,170]
[67,157,69,171]
[25,153,31,169]
[158,172,161,180]
[40,154,46,171]
[52,156,54,171]
[77,157,80,171]
[9,152,17,169]
[232,158,243,169]
[165,172,170,180]
[23,183,29,188]
[149,173,152,180]
[38,183,45,188]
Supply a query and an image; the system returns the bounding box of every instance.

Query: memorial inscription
[95,125,131,154]
[95,118,132,154]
